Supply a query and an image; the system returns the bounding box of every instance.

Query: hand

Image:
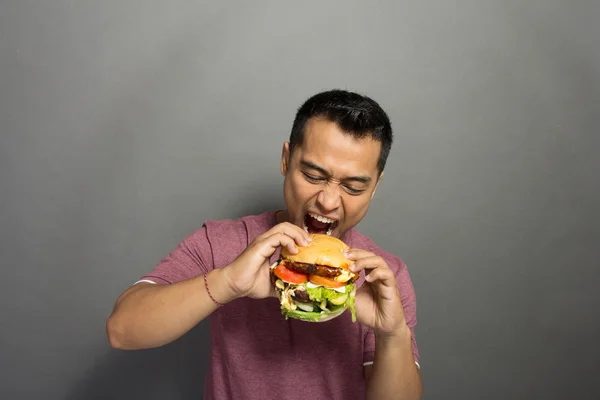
[222,222,311,299]
[346,249,408,337]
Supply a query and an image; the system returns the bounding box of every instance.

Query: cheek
[290,174,317,198]
[341,197,371,222]
[284,174,317,207]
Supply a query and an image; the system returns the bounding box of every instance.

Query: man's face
[280,118,383,238]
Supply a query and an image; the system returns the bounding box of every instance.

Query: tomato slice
[308,274,345,288]
[274,264,308,284]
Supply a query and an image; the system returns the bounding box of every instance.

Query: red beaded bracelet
[204,273,223,307]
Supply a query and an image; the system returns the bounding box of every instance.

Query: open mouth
[303,212,338,236]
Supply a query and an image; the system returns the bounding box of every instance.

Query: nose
[316,183,341,212]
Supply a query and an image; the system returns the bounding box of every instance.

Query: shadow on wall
[68,196,285,400]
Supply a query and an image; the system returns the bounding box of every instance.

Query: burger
[270,233,358,322]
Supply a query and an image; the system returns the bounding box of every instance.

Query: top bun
[281,233,351,270]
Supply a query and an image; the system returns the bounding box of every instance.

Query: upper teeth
[308,212,336,224]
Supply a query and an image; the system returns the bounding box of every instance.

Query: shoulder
[202,216,248,243]
[202,211,275,242]
[200,211,276,267]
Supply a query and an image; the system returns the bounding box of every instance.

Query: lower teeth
[303,225,332,235]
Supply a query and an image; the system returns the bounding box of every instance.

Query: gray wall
[1,1,599,399]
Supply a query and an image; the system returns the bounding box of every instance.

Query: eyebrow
[299,159,372,184]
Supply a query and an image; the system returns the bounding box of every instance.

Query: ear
[281,142,290,176]
[371,170,384,200]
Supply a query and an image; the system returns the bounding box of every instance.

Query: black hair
[289,89,393,174]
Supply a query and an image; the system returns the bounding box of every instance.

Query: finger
[263,232,299,255]
[349,255,386,273]
[269,222,311,246]
[344,248,376,261]
[363,266,396,287]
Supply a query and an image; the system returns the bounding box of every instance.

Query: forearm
[106,268,234,350]
[366,326,422,400]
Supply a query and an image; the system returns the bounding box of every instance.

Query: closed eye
[302,172,326,183]
[302,171,366,194]
[343,185,365,195]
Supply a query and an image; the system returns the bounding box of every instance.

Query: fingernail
[343,250,350,258]
[349,263,356,271]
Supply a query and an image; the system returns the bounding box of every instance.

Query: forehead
[295,118,381,177]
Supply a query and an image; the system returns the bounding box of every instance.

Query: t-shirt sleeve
[136,226,214,285]
[363,257,420,368]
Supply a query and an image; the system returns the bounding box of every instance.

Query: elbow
[106,314,127,350]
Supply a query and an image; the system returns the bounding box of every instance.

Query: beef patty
[282,259,341,278]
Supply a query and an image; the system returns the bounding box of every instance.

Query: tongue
[306,216,330,234]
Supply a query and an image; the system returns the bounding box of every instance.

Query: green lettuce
[284,309,323,322]
[280,283,357,323]
[306,283,355,302]
[306,283,357,323]
[347,288,356,322]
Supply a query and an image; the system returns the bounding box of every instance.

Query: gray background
[1,1,599,399]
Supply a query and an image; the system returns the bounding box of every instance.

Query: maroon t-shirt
[138,211,419,400]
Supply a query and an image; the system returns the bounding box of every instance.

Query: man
[106,90,423,399]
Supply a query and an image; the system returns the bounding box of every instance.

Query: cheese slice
[334,269,353,283]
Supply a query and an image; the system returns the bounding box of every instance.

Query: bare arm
[106,222,311,350]
[106,268,234,350]
[364,327,423,400]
